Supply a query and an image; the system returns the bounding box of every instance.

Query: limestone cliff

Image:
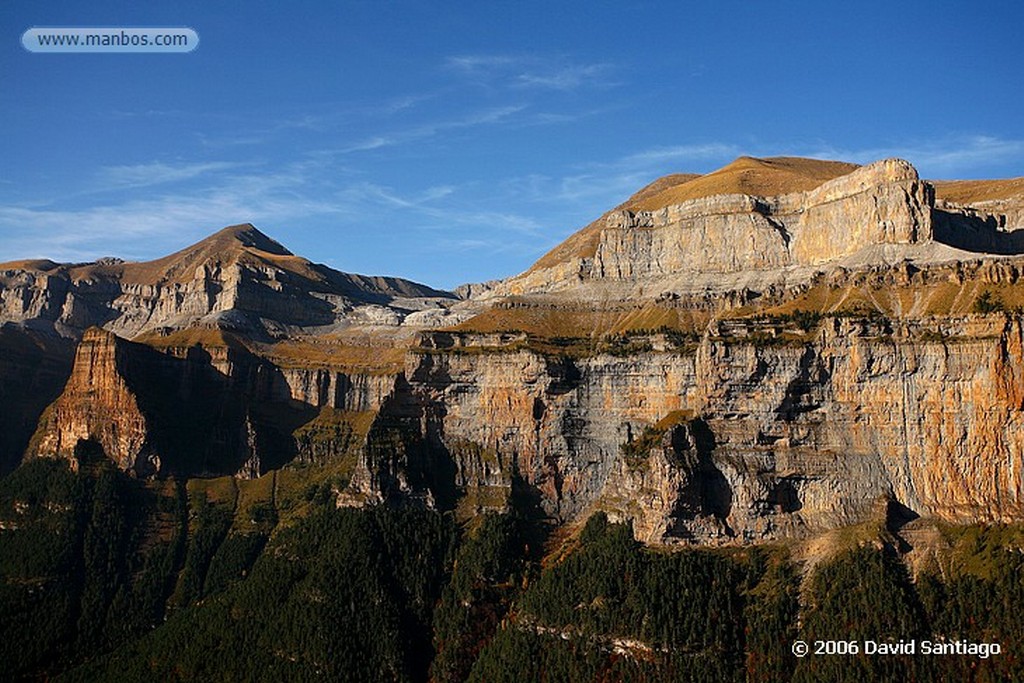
[26,326,398,478]
[11,156,1024,548]
[494,158,1024,298]
[339,307,1024,544]
[597,159,931,277]
[29,328,163,475]
[493,160,924,295]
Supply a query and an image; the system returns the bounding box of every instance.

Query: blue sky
[3,1,1024,289]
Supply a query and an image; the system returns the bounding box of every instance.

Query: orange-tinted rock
[29,327,159,474]
[347,314,1024,544]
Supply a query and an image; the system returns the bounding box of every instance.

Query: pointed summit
[0,222,456,338]
[201,223,293,257]
[107,223,309,286]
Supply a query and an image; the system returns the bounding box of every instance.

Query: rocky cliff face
[12,156,1024,547]
[30,328,164,475]
[595,159,932,278]
[29,293,1024,542]
[496,159,935,295]
[339,309,1024,544]
[0,224,463,471]
[27,327,396,478]
[495,158,1024,300]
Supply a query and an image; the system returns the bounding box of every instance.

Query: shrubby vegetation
[470,514,755,682]
[431,513,528,683]
[754,309,824,332]
[3,461,1024,681]
[0,458,184,679]
[66,505,457,682]
[974,290,1007,314]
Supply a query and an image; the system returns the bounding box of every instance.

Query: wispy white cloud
[190,112,347,150]
[96,161,243,190]
[8,130,1020,282]
[616,143,742,167]
[0,155,545,270]
[194,91,447,150]
[528,112,586,125]
[378,91,441,115]
[0,161,355,263]
[332,105,527,155]
[339,180,544,236]
[541,136,1024,209]
[340,182,453,210]
[548,143,742,204]
[445,54,521,73]
[196,132,269,148]
[515,63,616,90]
[446,53,617,91]
[431,236,544,257]
[596,135,1024,181]
[449,210,544,236]
[804,135,1024,177]
[109,108,187,119]
[337,136,396,153]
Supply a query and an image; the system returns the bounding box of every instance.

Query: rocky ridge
[9,156,1024,545]
[0,223,464,340]
[492,158,1021,299]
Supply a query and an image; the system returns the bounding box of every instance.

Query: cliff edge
[495,157,1023,298]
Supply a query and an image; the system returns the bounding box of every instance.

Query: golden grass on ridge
[261,338,407,373]
[632,157,860,212]
[932,177,1024,205]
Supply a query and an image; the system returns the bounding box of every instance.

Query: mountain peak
[0,222,457,339]
[203,223,293,257]
[108,223,302,286]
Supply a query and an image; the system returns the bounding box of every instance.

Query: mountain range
[3,155,1024,543]
[5,155,1024,681]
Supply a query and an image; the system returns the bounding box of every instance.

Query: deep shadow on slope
[0,326,75,475]
[933,209,1024,255]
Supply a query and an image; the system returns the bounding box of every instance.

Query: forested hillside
[2,460,1022,681]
